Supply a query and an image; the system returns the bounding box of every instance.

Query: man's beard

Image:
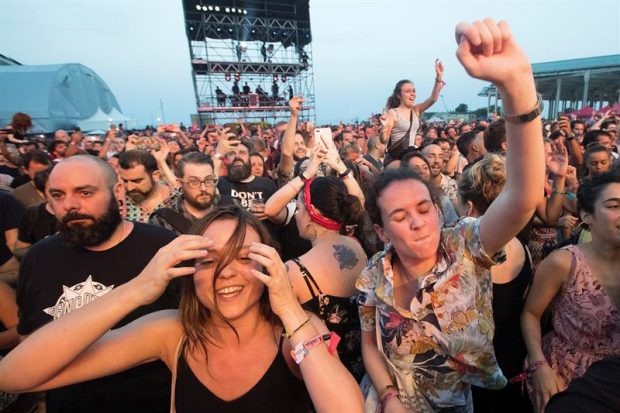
[58,198,123,247]
[227,159,252,182]
[127,179,155,204]
[185,190,215,210]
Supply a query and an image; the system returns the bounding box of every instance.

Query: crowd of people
[0,18,618,413]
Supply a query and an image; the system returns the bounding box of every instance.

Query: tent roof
[0,63,125,132]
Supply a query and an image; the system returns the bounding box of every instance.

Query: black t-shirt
[17,223,179,413]
[0,165,20,179]
[545,356,620,413]
[10,174,30,189]
[217,176,277,209]
[17,202,58,244]
[0,191,23,265]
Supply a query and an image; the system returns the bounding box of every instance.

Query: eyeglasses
[181,177,218,188]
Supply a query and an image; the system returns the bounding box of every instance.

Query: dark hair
[11,112,32,132]
[22,150,51,169]
[456,131,478,158]
[33,166,54,193]
[119,150,158,174]
[305,176,364,236]
[484,118,506,154]
[584,144,611,163]
[293,156,310,178]
[577,170,620,215]
[48,140,66,154]
[549,130,564,141]
[174,151,214,178]
[582,130,612,148]
[249,152,266,177]
[386,79,413,109]
[400,150,430,171]
[365,168,440,227]
[570,119,586,130]
[181,205,279,358]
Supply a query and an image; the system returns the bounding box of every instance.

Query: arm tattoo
[332,244,359,270]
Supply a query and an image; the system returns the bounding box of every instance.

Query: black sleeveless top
[291,258,365,382]
[472,240,535,413]
[175,336,313,413]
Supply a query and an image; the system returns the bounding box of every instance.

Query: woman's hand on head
[248,242,299,318]
[455,18,531,88]
[135,235,213,306]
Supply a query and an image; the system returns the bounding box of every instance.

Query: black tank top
[491,240,534,378]
[175,336,313,413]
[292,258,366,382]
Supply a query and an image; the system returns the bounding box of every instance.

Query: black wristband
[338,167,351,179]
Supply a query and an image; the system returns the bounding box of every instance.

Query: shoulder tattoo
[332,244,359,270]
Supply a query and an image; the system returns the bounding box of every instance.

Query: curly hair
[458,154,506,214]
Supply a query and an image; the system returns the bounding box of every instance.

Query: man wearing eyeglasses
[148,152,230,235]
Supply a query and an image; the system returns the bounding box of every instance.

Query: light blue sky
[1,0,619,127]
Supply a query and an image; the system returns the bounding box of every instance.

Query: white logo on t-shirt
[43,275,114,320]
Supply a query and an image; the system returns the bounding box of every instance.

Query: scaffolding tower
[182,0,315,125]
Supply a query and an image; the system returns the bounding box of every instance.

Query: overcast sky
[1,0,619,127]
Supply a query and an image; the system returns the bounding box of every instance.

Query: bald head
[51,155,118,190]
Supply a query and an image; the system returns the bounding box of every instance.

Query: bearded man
[149,152,231,234]
[118,150,179,222]
[216,141,277,221]
[16,155,179,413]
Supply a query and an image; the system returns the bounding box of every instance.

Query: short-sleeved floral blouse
[356,217,507,412]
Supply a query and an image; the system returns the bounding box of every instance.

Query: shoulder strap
[153,208,193,234]
[169,336,188,413]
[291,257,322,298]
[404,109,414,139]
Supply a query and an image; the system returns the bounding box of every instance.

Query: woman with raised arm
[0,205,363,413]
[358,19,545,412]
[521,171,620,413]
[264,145,369,381]
[380,60,444,164]
[458,155,534,413]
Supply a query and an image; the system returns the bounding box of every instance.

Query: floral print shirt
[356,218,507,412]
[118,185,181,223]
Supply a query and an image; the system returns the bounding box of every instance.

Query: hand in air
[289,96,304,117]
[455,18,530,87]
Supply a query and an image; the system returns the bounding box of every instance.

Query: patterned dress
[356,218,507,412]
[528,245,620,398]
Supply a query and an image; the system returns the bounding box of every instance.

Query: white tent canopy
[0,63,128,132]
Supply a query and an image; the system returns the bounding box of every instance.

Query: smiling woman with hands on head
[0,205,363,413]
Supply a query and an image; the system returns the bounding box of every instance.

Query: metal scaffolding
[182,1,316,125]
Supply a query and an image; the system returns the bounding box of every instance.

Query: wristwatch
[504,93,543,124]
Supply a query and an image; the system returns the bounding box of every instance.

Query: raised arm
[535,143,569,226]
[279,96,303,178]
[414,59,445,114]
[151,138,180,188]
[99,130,114,159]
[264,146,326,224]
[456,19,545,256]
[0,235,211,393]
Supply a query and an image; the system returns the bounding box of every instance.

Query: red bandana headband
[303,178,342,231]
